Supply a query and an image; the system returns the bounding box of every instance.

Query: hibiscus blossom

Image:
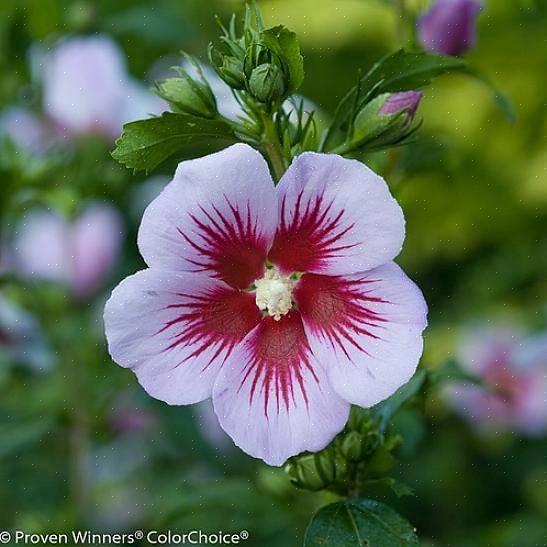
[445,327,547,437]
[104,144,427,465]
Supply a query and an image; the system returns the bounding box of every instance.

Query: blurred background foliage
[0,1,546,546]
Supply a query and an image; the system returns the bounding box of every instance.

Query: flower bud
[341,431,367,462]
[156,76,217,118]
[351,91,422,149]
[378,91,422,122]
[418,0,483,57]
[219,56,246,90]
[248,63,286,103]
[285,448,336,491]
[340,429,380,462]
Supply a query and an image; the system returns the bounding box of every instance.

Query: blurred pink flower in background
[446,327,547,437]
[14,202,124,299]
[108,391,157,436]
[42,35,165,140]
[0,106,51,153]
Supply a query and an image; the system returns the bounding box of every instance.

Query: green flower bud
[285,448,336,491]
[248,63,286,103]
[341,431,367,462]
[351,91,422,149]
[220,56,246,89]
[156,76,217,118]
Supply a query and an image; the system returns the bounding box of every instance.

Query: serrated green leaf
[260,25,304,95]
[111,112,236,173]
[304,498,418,547]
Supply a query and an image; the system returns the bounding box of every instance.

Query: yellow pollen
[254,268,294,321]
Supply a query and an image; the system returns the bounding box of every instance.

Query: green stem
[394,0,408,49]
[259,111,287,181]
[348,462,366,499]
[329,141,354,156]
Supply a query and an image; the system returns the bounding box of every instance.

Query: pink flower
[104,144,427,465]
[446,328,547,437]
[0,107,51,153]
[14,202,124,299]
[43,35,164,139]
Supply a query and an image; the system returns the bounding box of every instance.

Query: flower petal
[104,269,261,405]
[295,262,427,407]
[212,311,350,466]
[269,152,405,276]
[138,144,277,289]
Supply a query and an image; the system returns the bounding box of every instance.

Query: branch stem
[259,111,287,181]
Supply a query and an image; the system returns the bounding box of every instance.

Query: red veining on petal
[294,274,388,361]
[178,194,268,289]
[268,190,356,274]
[157,286,260,372]
[238,311,318,417]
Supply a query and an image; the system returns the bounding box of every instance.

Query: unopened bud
[285,448,336,491]
[156,76,217,118]
[249,63,286,103]
[341,431,367,462]
[220,56,246,90]
[352,91,422,149]
[378,91,422,124]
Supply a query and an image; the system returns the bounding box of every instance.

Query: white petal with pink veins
[295,262,427,408]
[138,144,278,289]
[104,269,261,405]
[212,312,350,466]
[269,152,405,277]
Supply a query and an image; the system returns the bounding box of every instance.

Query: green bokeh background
[1,1,546,546]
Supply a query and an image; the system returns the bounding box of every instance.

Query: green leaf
[465,67,516,124]
[431,358,486,387]
[260,25,304,95]
[371,370,427,434]
[0,420,53,459]
[304,498,418,547]
[322,50,466,150]
[363,478,415,498]
[111,112,236,172]
[360,50,466,98]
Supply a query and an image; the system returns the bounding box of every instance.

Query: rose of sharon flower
[15,203,124,299]
[104,144,427,465]
[446,328,547,437]
[43,35,164,139]
[418,0,483,57]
